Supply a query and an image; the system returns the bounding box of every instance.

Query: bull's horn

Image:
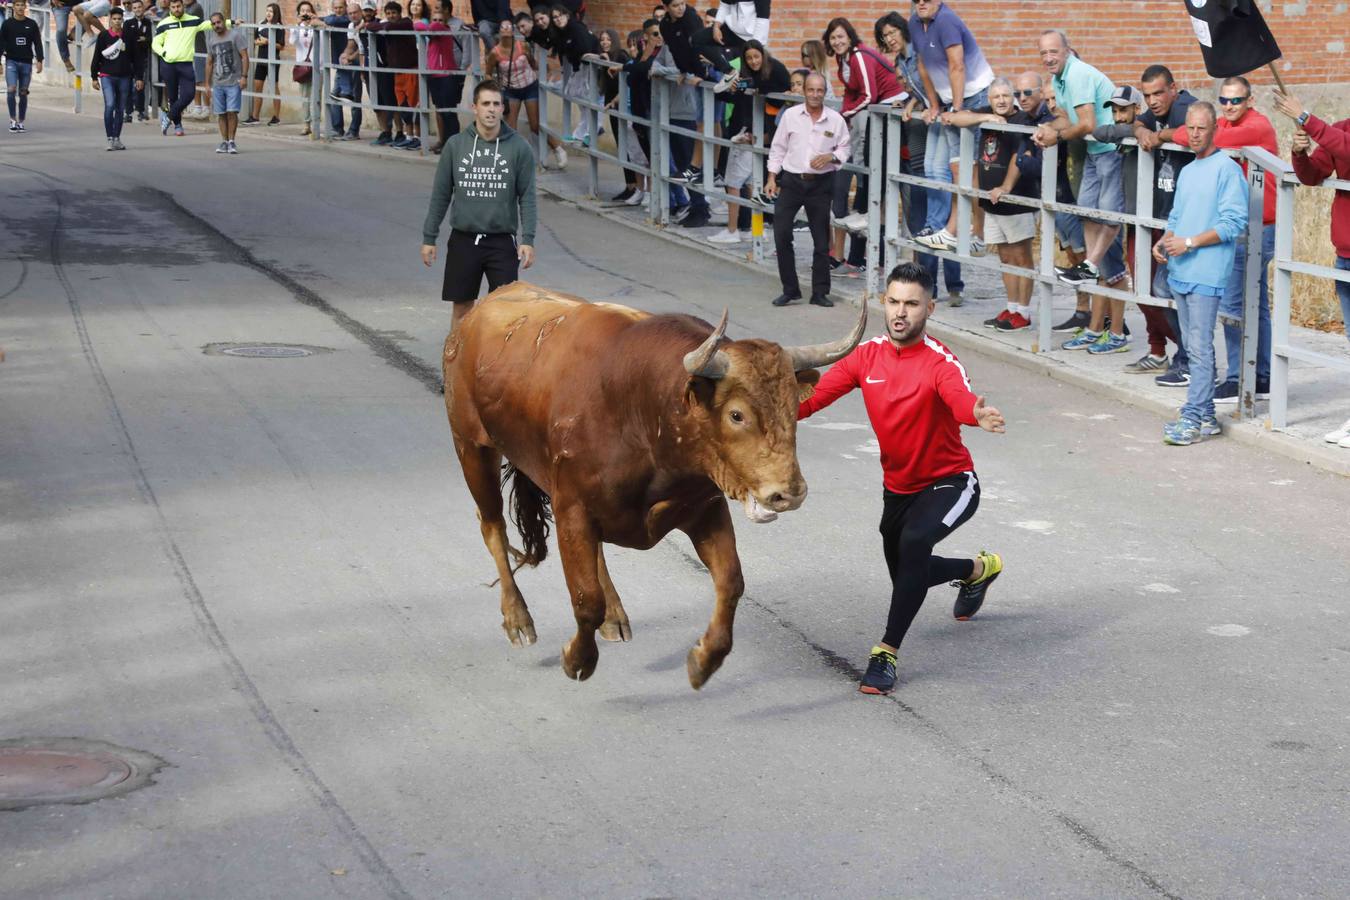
[683,308,731,379]
[785,300,868,372]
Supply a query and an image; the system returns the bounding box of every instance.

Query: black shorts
[252,62,279,85]
[441,231,519,303]
[374,72,396,108]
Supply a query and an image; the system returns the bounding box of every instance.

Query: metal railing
[35,17,1346,432]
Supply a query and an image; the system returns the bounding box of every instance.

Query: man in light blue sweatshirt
[1152,100,1248,446]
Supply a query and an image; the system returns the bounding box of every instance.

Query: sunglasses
[1216,95,1250,106]
[1014,89,1036,98]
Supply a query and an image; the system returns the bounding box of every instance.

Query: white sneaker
[835,211,869,233]
[712,70,740,94]
[970,236,987,256]
[624,189,645,206]
[707,229,742,244]
[1324,417,1350,444]
[553,145,567,169]
[215,141,228,153]
[915,228,957,250]
[739,230,755,240]
[708,199,728,218]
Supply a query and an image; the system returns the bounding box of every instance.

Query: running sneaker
[1163,416,1219,446]
[173,125,185,137]
[1061,329,1102,350]
[995,312,1031,332]
[834,211,869,233]
[1056,261,1100,286]
[267,116,280,126]
[107,138,117,152]
[707,229,743,244]
[915,228,957,251]
[623,189,646,206]
[15,121,25,132]
[1154,365,1190,387]
[391,134,410,148]
[858,646,897,695]
[7,121,17,133]
[969,236,987,256]
[712,70,739,94]
[403,137,421,150]
[241,116,260,126]
[835,262,863,278]
[1213,380,1239,403]
[984,310,1012,329]
[160,110,171,134]
[215,141,228,153]
[953,551,1002,620]
[1052,309,1091,333]
[552,145,568,169]
[112,138,126,150]
[370,131,392,145]
[670,166,700,185]
[947,291,964,308]
[1087,331,1131,354]
[611,187,635,203]
[1123,352,1168,374]
[227,140,238,154]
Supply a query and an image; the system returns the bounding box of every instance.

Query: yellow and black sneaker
[858,646,897,695]
[954,551,1002,621]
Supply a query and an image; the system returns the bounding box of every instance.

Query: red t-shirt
[799,334,979,494]
[1215,108,1278,226]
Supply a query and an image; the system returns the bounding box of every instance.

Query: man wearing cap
[764,72,851,308]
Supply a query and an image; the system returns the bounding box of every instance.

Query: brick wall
[577,0,1349,89]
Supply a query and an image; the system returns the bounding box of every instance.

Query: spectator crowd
[2,0,1347,446]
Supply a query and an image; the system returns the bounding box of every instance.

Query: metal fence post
[1269,174,1295,430]
[560,60,572,142]
[586,61,599,198]
[1238,159,1264,420]
[652,76,669,225]
[1035,142,1059,353]
[73,20,84,113]
[617,68,630,176]
[955,126,974,256]
[750,93,765,264]
[864,108,883,301]
[883,108,902,276]
[313,25,325,141]
[535,46,548,161]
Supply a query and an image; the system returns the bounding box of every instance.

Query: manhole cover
[0,738,167,811]
[222,345,312,358]
[201,342,333,358]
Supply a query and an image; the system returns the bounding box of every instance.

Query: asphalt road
[3,110,1349,899]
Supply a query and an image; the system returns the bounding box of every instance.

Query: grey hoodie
[422,121,537,246]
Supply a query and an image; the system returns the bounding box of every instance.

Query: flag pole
[1266,62,1288,94]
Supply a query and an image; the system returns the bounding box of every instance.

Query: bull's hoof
[686,641,727,691]
[561,639,598,682]
[501,615,537,647]
[598,615,632,643]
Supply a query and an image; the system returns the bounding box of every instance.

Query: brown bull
[443,282,865,689]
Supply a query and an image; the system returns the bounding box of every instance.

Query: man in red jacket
[1274,91,1350,446]
[799,262,1006,695]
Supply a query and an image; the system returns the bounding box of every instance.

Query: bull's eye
[728,409,746,425]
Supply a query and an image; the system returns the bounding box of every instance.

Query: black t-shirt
[1136,89,1197,219]
[1,16,45,64]
[1185,0,1280,78]
[977,109,1035,215]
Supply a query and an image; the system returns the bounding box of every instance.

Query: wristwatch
[1184,237,1194,251]
[1297,110,1311,127]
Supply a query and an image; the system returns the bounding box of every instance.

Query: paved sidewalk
[24,81,1350,475]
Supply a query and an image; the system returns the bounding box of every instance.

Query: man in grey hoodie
[421,78,538,329]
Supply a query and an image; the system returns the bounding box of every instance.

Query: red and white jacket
[836,43,905,121]
[1293,114,1350,258]
[799,334,979,494]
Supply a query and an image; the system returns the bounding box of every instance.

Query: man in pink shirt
[1213,74,1278,402]
[765,72,851,308]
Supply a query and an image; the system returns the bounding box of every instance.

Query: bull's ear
[796,369,820,403]
[684,376,717,410]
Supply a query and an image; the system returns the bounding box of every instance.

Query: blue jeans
[1336,255,1350,343]
[670,120,709,214]
[920,119,963,292]
[1174,289,1221,422]
[1220,223,1275,383]
[1151,264,1189,369]
[5,59,32,120]
[53,4,71,63]
[101,75,131,137]
[329,68,363,137]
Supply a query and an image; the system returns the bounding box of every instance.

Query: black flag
[1184,0,1282,78]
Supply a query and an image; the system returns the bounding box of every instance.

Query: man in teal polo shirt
[1032,29,1122,290]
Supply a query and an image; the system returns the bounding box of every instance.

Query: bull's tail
[501,464,552,566]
